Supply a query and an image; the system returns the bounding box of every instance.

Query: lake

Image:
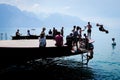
[0,27,120,80]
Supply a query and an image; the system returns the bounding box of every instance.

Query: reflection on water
[0,43,120,80]
[0,39,120,80]
[112,42,116,50]
[1,51,120,80]
[0,58,94,80]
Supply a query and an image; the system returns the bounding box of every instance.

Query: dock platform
[0,39,89,66]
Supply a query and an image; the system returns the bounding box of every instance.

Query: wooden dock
[0,39,56,47]
[11,35,54,40]
[0,39,89,66]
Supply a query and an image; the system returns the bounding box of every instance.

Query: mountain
[0,4,88,39]
[0,4,87,29]
[0,4,42,29]
[40,13,87,29]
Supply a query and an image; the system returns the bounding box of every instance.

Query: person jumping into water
[96,23,109,34]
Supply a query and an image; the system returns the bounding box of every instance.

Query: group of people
[39,27,64,47]
[15,29,32,37]
[65,22,94,64]
[64,22,109,64]
[65,22,93,50]
[15,27,64,48]
[15,22,109,64]
[38,23,94,65]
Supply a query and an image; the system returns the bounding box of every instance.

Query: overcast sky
[0,0,120,28]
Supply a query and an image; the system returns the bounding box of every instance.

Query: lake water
[0,27,120,80]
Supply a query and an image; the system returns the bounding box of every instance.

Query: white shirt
[39,37,46,47]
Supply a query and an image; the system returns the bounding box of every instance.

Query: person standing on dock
[53,27,57,38]
[39,27,46,47]
[83,33,89,50]
[73,26,79,50]
[78,26,85,43]
[61,27,64,36]
[39,32,46,47]
[85,22,92,39]
[40,27,46,36]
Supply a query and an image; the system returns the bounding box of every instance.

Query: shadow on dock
[0,46,86,67]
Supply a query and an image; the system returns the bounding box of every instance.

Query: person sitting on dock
[48,29,52,36]
[15,29,21,39]
[55,31,63,47]
[71,43,78,53]
[65,33,73,50]
[27,30,31,36]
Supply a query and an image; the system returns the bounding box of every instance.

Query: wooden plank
[0,39,56,47]
[12,35,54,40]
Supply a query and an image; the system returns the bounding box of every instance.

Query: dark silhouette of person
[27,30,31,36]
[86,42,94,65]
[47,29,53,39]
[61,27,64,36]
[72,25,76,32]
[40,27,46,36]
[55,32,63,47]
[112,38,116,50]
[86,22,92,39]
[83,33,94,65]
[16,29,20,39]
[73,26,79,50]
[78,26,85,42]
[53,27,57,38]
[39,32,46,47]
[96,23,109,33]
[83,33,89,49]
[48,29,52,36]
[16,29,20,36]
[65,33,73,50]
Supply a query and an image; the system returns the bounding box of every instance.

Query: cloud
[0,0,70,17]
[1,0,120,28]
[1,0,120,18]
